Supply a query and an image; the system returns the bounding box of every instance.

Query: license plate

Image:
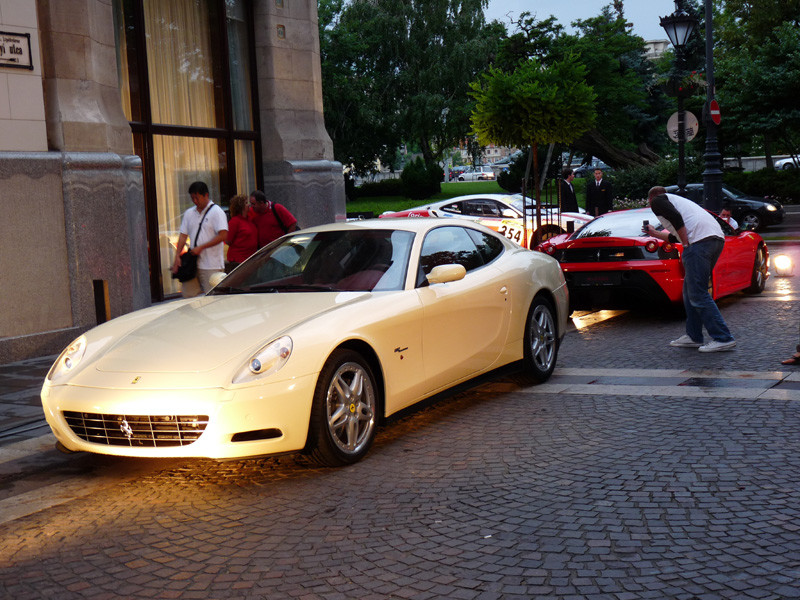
[572,272,622,286]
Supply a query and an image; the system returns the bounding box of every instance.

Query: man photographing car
[643,186,736,353]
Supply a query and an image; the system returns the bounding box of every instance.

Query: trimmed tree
[469,54,596,241]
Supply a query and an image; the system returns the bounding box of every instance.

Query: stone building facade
[0,0,345,363]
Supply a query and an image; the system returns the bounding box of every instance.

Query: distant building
[457,144,518,165]
[645,39,671,60]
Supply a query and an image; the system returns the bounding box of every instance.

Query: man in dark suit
[559,167,579,212]
[585,168,613,216]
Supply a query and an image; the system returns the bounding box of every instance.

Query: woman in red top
[225,194,258,272]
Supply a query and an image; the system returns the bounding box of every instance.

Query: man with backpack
[248,190,298,248]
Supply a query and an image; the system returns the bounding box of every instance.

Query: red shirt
[249,202,297,248]
[225,215,258,263]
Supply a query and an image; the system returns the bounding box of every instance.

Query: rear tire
[745,245,767,294]
[306,349,378,467]
[520,296,559,384]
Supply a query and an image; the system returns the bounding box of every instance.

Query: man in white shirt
[171,181,228,298]
[643,186,735,352]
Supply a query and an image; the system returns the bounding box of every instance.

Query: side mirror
[427,264,467,285]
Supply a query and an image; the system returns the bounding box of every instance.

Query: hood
[93,292,370,374]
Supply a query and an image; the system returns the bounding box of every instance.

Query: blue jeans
[682,237,734,343]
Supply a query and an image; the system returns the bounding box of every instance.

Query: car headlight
[232,336,293,384]
[47,335,87,382]
[766,204,777,211]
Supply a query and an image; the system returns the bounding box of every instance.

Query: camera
[642,219,649,234]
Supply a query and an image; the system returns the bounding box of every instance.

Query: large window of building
[114,0,260,299]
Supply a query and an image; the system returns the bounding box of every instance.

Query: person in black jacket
[559,168,579,213]
[585,168,613,216]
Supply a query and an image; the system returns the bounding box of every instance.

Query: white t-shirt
[652,193,723,245]
[179,201,228,270]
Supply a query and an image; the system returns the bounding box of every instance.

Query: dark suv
[665,184,784,230]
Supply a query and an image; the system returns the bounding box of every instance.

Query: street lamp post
[702,0,723,213]
[660,0,697,193]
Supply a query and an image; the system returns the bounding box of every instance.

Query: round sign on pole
[709,99,721,125]
[667,111,699,143]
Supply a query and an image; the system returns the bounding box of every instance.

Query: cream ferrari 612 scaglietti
[42,218,569,466]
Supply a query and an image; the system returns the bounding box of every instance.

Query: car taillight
[645,240,658,253]
[662,242,675,253]
[543,245,556,255]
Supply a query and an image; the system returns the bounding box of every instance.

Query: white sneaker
[699,339,737,353]
[670,334,702,348]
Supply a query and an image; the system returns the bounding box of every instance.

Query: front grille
[560,247,645,262]
[63,411,209,447]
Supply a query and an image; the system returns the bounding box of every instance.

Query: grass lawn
[346,179,590,217]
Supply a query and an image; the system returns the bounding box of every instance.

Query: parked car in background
[448,165,468,181]
[573,160,612,178]
[775,156,798,170]
[458,165,496,181]
[665,184,784,230]
[380,194,591,247]
[42,219,568,467]
[535,207,768,312]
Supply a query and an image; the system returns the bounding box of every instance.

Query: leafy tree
[557,6,663,167]
[470,53,596,208]
[318,0,503,175]
[319,0,403,175]
[495,4,666,169]
[716,2,800,163]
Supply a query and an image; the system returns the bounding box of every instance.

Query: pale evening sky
[485,0,681,42]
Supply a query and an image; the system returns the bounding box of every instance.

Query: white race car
[380,194,591,247]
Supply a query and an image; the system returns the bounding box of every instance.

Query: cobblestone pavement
[2,243,800,599]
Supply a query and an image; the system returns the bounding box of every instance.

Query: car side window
[463,200,500,217]
[440,202,463,215]
[477,201,501,217]
[712,213,736,236]
[466,229,504,264]
[417,226,485,286]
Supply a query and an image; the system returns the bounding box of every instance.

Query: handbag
[175,251,198,282]
[173,204,212,282]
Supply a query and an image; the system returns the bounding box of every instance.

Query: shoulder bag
[173,204,212,282]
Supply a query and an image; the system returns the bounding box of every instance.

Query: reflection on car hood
[94,292,371,374]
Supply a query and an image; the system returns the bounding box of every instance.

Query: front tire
[520,296,559,384]
[533,225,563,247]
[306,349,378,467]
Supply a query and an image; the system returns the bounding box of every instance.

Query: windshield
[572,209,661,239]
[723,186,748,199]
[209,229,415,294]
[510,196,560,215]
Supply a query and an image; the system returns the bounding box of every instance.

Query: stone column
[253,0,346,226]
[37,0,132,154]
[0,0,149,362]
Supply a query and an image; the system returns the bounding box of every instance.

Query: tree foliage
[470,55,596,149]
[716,0,800,158]
[470,53,595,203]
[495,5,666,168]
[319,0,502,175]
